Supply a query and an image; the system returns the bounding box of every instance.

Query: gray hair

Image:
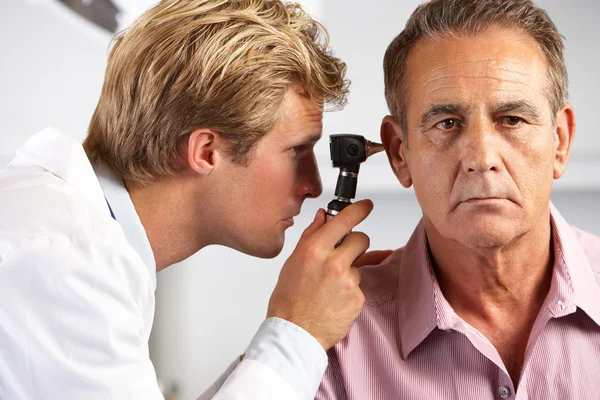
[383,0,568,136]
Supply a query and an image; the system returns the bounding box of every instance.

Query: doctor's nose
[297,152,323,199]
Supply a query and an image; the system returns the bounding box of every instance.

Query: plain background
[1,1,598,399]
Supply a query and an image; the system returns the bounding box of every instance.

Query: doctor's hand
[267,199,374,351]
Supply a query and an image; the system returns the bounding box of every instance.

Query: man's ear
[180,128,223,176]
[553,104,576,180]
[381,115,412,188]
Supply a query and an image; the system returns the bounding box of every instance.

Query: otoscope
[326,134,385,231]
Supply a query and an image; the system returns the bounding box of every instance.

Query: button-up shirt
[316,204,600,400]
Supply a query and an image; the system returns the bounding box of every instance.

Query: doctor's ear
[179,128,226,176]
[380,115,412,188]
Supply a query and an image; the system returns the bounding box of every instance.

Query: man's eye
[499,116,524,126]
[435,119,460,130]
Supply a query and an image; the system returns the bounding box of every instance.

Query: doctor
[0,0,386,399]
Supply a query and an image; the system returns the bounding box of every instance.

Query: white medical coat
[0,128,326,400]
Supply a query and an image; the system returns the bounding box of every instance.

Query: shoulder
[1,165,90,235]
[0,163,113,251]
[359,248,405,307]
[0,164,151,299]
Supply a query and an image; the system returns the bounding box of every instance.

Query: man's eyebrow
[494,100,541,120]
[420,103,464,127]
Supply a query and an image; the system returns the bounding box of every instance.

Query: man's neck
[425,211,554,387]
[125,176,212,272]
[426,212,553,321]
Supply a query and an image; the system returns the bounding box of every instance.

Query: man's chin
[456,222,525,249]
[442,208,523,247]
[243,238,284,259]
[460,232,514,249]
[257,248,283,259]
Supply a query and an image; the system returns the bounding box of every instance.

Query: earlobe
[186,128,220,176]
[380,115,412,188]
[553,104,576,180]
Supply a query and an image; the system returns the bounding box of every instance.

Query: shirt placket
[497,374,515,400]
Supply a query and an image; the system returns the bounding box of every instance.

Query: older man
[317,0,600,399]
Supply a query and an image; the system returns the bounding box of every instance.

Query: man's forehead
[266,91,323,145]
[280,89,323,123]
[405,28,550,106]
[411,28,542,72]
[282,106,323,141]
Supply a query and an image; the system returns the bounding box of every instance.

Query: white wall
[0,1,599,399]
[0,0,110,152]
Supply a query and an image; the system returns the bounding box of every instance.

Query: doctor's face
[384,27,573,249]
[214,89,323,258]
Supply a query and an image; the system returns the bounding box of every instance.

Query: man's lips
[282,212,300,226]
[281,217,295,226]
[463,197,504,202]
[459,197,512,208]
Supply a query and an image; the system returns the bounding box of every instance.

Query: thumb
[352,250,394,268]
[300,208,326,240]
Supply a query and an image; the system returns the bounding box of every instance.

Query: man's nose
[297,152,323,199]
[461,120,503,174]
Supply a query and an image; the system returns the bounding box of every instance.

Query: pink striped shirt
[317,203,600,400]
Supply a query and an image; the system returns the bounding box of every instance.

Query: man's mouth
[463,197,503,202]
[459,197,510,208]
[282,211,300,226]
[281,217,294,227]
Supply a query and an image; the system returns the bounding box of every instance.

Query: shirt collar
[94,165,157,291]
[548,202,600,326]
[398,202,600,359]
[398,220,438,359]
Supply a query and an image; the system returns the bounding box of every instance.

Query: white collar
[94,166,157,291]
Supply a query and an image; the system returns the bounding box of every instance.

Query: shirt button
[557,300,566,311]
[498,386,511,399]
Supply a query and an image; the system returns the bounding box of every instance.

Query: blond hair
[84,0,349,184]
[383,0,568,136]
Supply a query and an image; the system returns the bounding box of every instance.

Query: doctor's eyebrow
[298,133,322,146]
[419,103,465,128]
[307,133,323,143]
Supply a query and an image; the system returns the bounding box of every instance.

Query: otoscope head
[329,134,385,168]
[328,134,385,202]
[330,134,367,168]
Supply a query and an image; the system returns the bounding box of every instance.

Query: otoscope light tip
[365,139,385,159]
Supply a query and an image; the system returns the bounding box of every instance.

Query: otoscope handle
[327,133,384,247]
[326,198,353,247]
[334,165,359,200]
